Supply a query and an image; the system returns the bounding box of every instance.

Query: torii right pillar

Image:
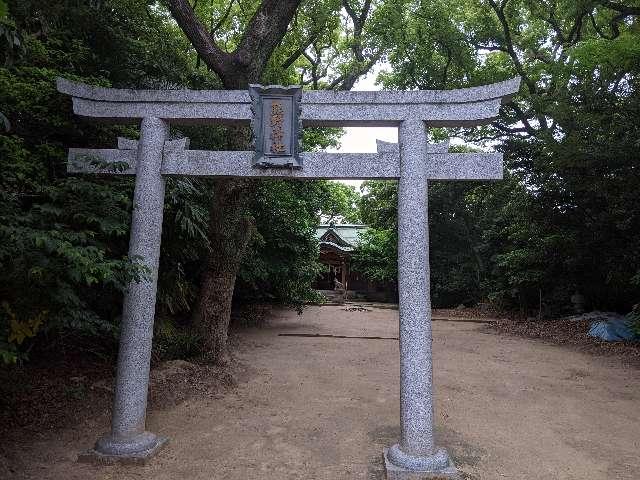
[383,109,526,477]
[384,119,459,478]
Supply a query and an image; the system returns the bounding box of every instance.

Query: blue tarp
[588,318,638,342]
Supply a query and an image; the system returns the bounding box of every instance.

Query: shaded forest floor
[0,336,243,476]
[487,317,640,368]
[432,307,640,368]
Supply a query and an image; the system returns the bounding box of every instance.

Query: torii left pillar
[80,117,169,462]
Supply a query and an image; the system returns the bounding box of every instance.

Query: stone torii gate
[57,76,519,478]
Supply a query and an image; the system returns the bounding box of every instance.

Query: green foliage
[370,0,640,313]
[0,64,144,363]
[158,176,212,315]
[0,302,45,364]
[318,181,361,224]
[0,0,22,67]
[352,180,398,284]
[351,228,397,283]
[359,180,398,229]
[238,180,327,309]
[152,317,202,362]
[0,0,216,364]
[302,127,342,152]
[236,176,365,309]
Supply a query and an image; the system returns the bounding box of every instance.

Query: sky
[327,69,397,191]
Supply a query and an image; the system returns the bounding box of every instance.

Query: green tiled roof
[316,224,368,249]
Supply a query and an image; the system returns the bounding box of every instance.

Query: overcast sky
[327,69,397,191]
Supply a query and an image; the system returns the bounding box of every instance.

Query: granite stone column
[385,119,456,478]
[93,117,169,459]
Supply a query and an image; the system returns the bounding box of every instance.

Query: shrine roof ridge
[56,77,520,105]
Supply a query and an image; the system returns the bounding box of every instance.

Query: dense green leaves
[351,228,397,283]
[0,63,141,364]
[0,0,367,363]
[318,181,361,224]
[355,0,640,314]
[352,181,398,285]
[238,180,325,309]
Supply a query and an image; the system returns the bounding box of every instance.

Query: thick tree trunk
[191,73,254,364]
[194,126,254,364]
[166,0,315,364]
[195,177,254,363]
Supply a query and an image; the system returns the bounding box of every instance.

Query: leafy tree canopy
[0,0,365,364]
[353,0,640,313]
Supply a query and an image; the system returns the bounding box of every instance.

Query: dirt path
[10,305,640,479]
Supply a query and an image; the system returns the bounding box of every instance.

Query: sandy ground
[9,304,640,479]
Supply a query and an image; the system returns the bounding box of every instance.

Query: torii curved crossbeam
[57,77,520,127]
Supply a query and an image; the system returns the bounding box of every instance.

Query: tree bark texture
[195,176,254,363]
[167,0,302,88]
[166,0,303,364]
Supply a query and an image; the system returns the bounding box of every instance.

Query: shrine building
[313,223,394,302]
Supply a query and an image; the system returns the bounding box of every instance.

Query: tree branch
[167,0,232,80]
[281,30,321,70]
[168,0,302,87]
[328,0,379,90]
[233,0,303,83]
[342,0,371,62]
[487,0,538,95]
[600,1,640,16]
[504,101,538,136]
[210,0,235,35]
[328,51,382,90]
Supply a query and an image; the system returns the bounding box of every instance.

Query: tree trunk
[194,125,254,364]
[194,177,254,364]
[168,0,376,364]
[166,0,306,364]
[190,62,256,365]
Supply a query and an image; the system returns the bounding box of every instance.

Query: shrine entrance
[57,76,519,478]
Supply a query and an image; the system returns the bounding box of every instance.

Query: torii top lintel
[56,77,520,128]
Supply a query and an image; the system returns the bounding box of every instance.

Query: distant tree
[351,228,397,283]
[368,0,640,313]
[319,182,361,224]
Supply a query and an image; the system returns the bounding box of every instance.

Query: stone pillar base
[383,448,460,480]
[77,433,168,465]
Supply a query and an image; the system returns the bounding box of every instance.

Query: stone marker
[58,76,520,477]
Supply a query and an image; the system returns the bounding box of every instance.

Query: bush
[152,318,202,363]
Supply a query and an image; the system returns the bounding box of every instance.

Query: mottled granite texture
[383,118,459,478]
[376,139,450,154]
[68,146,503,181]
[79,436,168,465]
[383,448,461,480]
[90,117,169,461]
[57,77,520,104]
[57,77,520,127]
